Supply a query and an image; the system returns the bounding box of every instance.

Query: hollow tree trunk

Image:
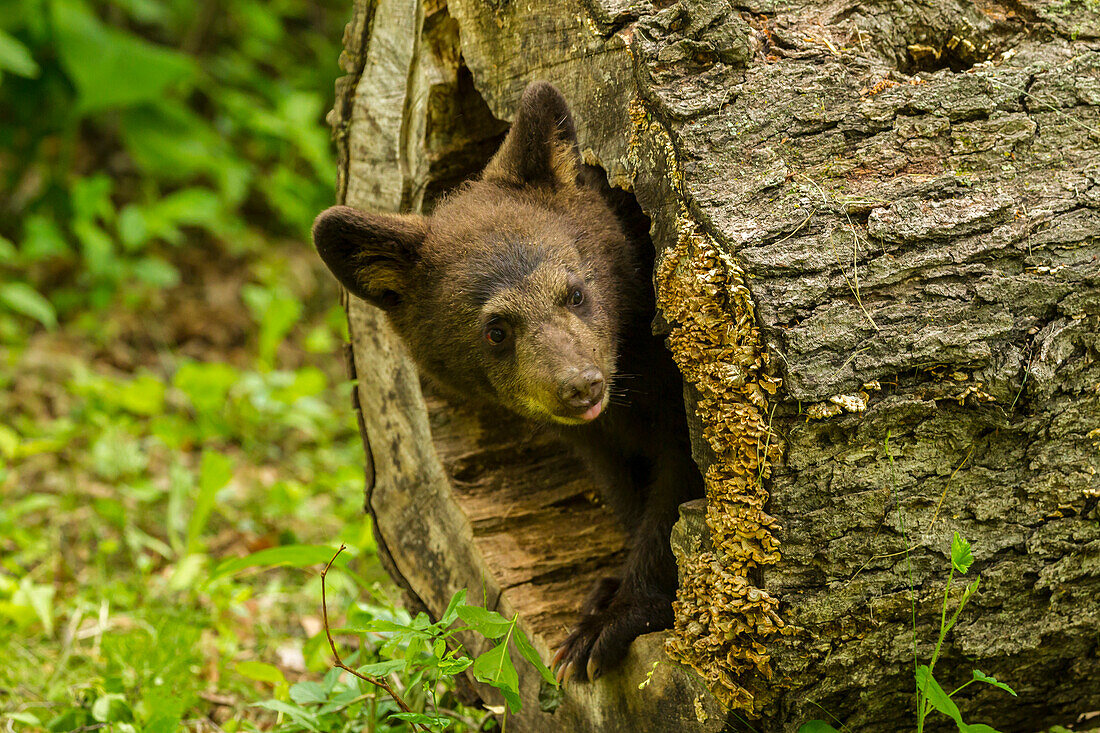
[327,0,1100,730]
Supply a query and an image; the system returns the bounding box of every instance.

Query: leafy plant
[798,533,1016,733]
[913,533,1016,733]
[0,1,413,730]
[292,545,558,732]
[0,0,341,329]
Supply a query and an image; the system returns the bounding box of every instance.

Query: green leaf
[236,661,286,686]
[242,284,302,369]
[90,693,130,723]
[457,605,514,639]
[117,205,148,250]
[119,103,238,184]
[916,665,964,727]
[258,165,327,236]
[185,450,233,553]
[128,256,180,288]
[150,187,227,231]
[355,659,405,677]
[251,700,320,731]
[111,0,169,25]
[143,711,182,733]
[167,553,207,592]
[21,215,69,262]
[5,712,42,727]
[472,641,521,712]
[0,424,18,460]
[392,711,455,728]
[209,544,346,581]
[50,0,195,113]
[943,576,982,639]
[342,618,415,635]
[89,424,147,480]
[440,588,467,626]
[951,532,974,574]
[0,234,16,265]
[0,29,39,77]
[113,373,166,416]
[173,361,239,417]
[0,283,56,329]
[288,681,328,705]
[14,577,54,634]
[72,219,117,279]
[971,669,1016,697]
[961,725,1003,733]
[71,174,114,224]
[513,626,556,686]
[798,722,842,733]
[438,653,473,675]
[500,684,523,715]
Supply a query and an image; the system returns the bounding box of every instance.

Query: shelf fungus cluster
[656,216,788,712]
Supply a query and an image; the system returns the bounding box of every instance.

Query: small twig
[985,71,1100,140]
[827,209,878,331]
[754,402,777,488]
[320,545,429,732]
[768,207,817,247]
[433,705,490,731]
[47,605,84,687]
[845,543,926,587]
[1009,344,1035,412]
[828,343,872,379]
[927,444,975,532]
[798,174,880,331]
[807,698,855,732]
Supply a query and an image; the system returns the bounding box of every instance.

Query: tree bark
[328,0,1100,730]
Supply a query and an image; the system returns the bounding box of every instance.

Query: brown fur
[314,81,702,681]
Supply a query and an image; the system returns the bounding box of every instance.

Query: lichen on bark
[656,214,787,713]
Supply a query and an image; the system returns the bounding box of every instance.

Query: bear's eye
[568,289,584,307]
[484,321,511,345]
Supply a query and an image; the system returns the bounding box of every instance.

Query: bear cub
[312,81,703,682]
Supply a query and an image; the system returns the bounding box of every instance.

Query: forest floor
[0,239,440,731]
[0,1,499,728]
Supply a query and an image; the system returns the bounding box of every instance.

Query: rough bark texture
[329,0,1100,730]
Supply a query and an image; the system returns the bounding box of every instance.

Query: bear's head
[312,82,635,425]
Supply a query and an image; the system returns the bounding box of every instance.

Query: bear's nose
[558,367,605,409]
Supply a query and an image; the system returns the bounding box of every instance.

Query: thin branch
[320,544,430,732]
[927,444,975,532]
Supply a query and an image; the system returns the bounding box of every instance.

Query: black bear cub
[313,81,702,682]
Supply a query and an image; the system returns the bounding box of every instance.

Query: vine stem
[320,544,430,733]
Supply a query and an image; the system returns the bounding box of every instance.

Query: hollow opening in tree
[899,27,998,74]
[381,51,694,655]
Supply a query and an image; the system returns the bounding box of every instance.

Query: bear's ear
[482,81,582,190]
[312,205,426,309]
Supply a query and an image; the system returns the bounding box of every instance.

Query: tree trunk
[328,0,1100,730]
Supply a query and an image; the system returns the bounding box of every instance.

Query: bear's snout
[557,367,605,411]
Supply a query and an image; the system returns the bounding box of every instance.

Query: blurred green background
[0,1,486,730]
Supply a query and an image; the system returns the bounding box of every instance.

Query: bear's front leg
[553,449,700,682]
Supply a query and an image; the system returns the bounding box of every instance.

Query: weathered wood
[329,0,1100,729]
[331,1,727,730]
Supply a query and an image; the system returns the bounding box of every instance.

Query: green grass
[0,244,382,730]
[0,1,498,729]
[0,244,505,731]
